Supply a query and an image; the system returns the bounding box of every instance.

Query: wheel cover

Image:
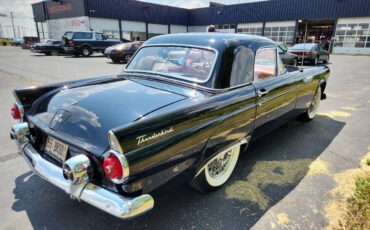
[205,145,240,187]
[83,48,89,56]
[308,88,321,119]
[125,55,132,63]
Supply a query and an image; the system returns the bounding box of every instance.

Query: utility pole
[0,23,3,38]
[10,12,16,38]
[17,26,20,38]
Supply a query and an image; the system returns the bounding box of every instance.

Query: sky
[0,0,266,38]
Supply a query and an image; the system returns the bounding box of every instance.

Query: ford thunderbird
[10,33,329,219]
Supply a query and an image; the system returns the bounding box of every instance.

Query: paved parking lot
[0,46,369,229]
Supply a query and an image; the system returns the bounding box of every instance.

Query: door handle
[257,88,268,97]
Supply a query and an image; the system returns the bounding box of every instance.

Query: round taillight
[103,154,123,180]
[11,105,21,119]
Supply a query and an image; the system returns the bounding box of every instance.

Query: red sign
[48,3,72,14]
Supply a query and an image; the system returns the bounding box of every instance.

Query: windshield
[125,46,217,83]
[291,43,315,50]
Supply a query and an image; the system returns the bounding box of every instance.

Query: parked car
[30,39,54,52]
[10,33,329,219]
[33,40,64,55]
[11,39,23,46]
[62,31,120,57]
[21,36,39,49]
[105,41,144,63]
[278,44,298,66]
[289,43,329,65]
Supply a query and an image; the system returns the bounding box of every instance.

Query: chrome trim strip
[124,43,219,84]
[194,136,250,178]
[14,138,153,219]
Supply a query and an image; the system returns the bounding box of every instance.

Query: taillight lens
[103,150,129,184]
[11,105,21,119]
[70,40,75,46]
[305,52,313,55]
[103,155,123,179]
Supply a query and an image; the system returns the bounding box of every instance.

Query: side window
[73,32,93,39]
[95,33,103,40]
[254,48,277,81]
[230,46,254,86]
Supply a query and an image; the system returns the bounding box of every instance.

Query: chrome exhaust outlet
[63,155,90,184]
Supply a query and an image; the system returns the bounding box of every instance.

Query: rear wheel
[191,145,240,192]
[124,54,132,64]
[313,56,318,65]
[81,46,92,57]
[51,51,58,56]
[300,87,321,122]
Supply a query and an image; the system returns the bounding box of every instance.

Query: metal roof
[32,0,370,25]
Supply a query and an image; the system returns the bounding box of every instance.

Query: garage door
[90,18,120,39]
[121,20,146,41]
[333,17,370,55]
[170,25,187,34]
[237,23,263,36]
[264,21,296,44]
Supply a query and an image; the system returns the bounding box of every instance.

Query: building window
[237,26,262,36]
[264,26,295,44]
[215,24,236,33]
[334,22,370,48]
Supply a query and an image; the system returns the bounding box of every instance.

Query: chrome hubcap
[126,55,132,63]
[83,49,89,55]
[207,149,233,178]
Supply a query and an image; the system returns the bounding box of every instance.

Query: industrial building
[32,0,370,54]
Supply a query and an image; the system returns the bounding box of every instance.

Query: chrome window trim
[124,43,219,84]
[253,45,278,82]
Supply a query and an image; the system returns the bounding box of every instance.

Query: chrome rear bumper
[16,140,154,219]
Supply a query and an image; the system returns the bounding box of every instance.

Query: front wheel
[191,145,240,192]
[300,87,322,122]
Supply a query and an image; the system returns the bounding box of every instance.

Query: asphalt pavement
[0,47,369,230]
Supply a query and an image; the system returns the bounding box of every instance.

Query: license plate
[45,136,69,162]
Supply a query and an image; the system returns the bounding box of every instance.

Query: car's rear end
[62,32,76,55]
[289,43,317,64]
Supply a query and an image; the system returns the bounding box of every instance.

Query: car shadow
[12,115,344,229]
[63,55,105,58]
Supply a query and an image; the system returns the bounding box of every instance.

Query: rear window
[125,46,217,83]
[65,32,73,39]
[73,32,93,39]
[291,43,315,50]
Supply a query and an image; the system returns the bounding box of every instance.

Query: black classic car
[32,40,64,56]
[105,41,144,63]
[62,31,121,57]
[289,43,329,65]
[278,44,298,66]
[10,33,329,219]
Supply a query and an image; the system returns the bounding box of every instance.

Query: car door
[252,46,299,139]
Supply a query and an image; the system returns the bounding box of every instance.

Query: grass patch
[341,175,370,230]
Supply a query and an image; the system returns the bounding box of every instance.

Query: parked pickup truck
[62,31,120,57]
[10,33,329,219]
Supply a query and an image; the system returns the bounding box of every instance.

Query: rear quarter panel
[114,85,256,193]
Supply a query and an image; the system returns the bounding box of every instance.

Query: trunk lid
[28,78,187,155]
